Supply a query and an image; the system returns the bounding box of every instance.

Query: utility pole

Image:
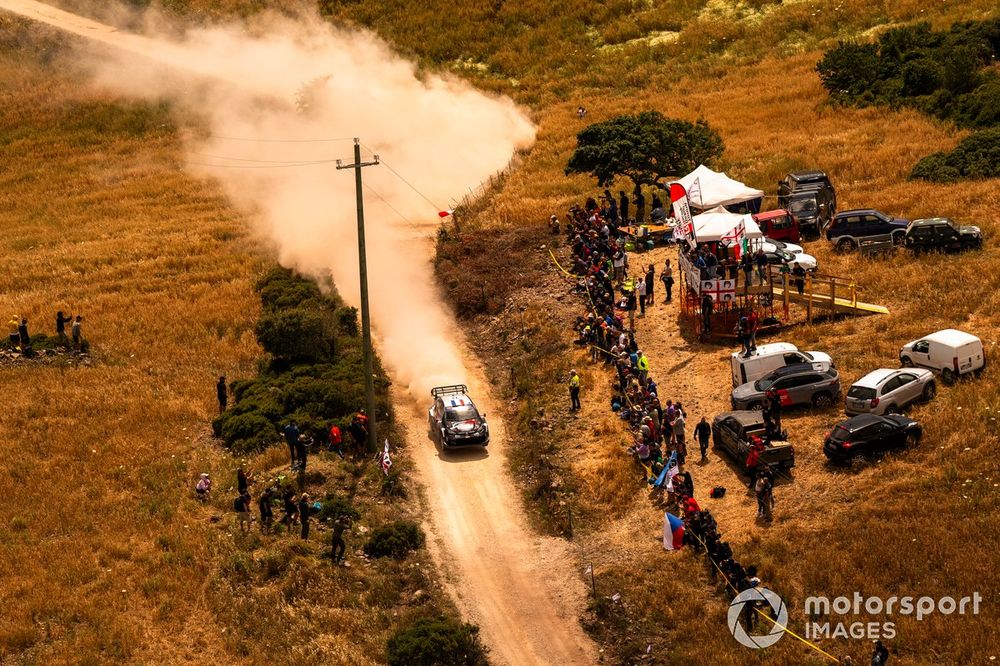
[337,138,379,452]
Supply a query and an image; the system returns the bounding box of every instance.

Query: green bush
[364,521,425,559]
[216,412,275,455]
[386,616,489,666]
[911,128,1000,182]
[255,308,332,361]
[317,495,361,522]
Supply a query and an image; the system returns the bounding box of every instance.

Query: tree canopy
[564,111,724,187]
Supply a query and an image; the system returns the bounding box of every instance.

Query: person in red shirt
[747,308,759,353]
[746,436,764,490]
[329,423,344,458]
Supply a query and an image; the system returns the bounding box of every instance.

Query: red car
[752,209,800,243]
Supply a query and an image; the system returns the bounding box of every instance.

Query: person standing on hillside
[217,376,228,414]
[295,432,311,472]
[635,277,646,317]
[633,185,646,226]
[568,370,581,411]
[298,493,311,540]
[236,467,251,495]
[234,491,251,534]
[701,293,714,333]
[55,311,72,345]
[645,264,655,307]
[331,513,351,564]
[258,486,274,534]
[792,263,806,296]
[71,315,83,350]
[619,191,629,224]
[871,640,890,666]
[17,318,29,348]
[329,422,344,458]
[695,416,711,461]
[673,410,687,466]
[661,259,674,303]
[281,487,298,528]
[283,421,300,468]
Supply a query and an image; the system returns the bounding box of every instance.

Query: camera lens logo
[728,587,788,649]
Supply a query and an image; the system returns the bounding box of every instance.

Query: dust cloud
[8,1,536,397]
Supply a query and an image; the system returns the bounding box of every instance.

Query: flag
[379,439,392,475]
[663,512,685,551]
[663,463,680,491]
[653,451,678,488]
[669,183,695,244]
[438,210,453,218]
[688,177,703,209]
[721,219,747,259]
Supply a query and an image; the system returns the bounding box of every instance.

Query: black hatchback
[823,414,921,464]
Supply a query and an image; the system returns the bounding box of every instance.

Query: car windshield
[848,386,877,400]
[445,405,479,422]
[789,199,817,214]
[829,425,852,442]
[800,351,815,360]
[755,377,776,391]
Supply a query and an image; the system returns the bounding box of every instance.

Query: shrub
[255,308,332,361]
[386,616,489,666]
[363,521,425,559]
[216,412,275,455]
[816,41,880,104]
[317,495,361,523]
[910,128,1000,182]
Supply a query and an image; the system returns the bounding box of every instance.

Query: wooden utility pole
[337,138,380,452]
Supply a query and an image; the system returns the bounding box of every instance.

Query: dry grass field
[3,0,1000,664]
[0,16,452,665]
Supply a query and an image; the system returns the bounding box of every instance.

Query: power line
[185,159,338,169]
[192,152,337,164]
[362,146,444,213]
[207,134,355,143]
[363,183,412,224]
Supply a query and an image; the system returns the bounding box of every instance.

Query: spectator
[331,513,351,564]
[234,491,251,533]
[661,259,674,303]
[298,493,311,540]
[871,640,890,666]
[754,247,768,283]
[645,264,655,306]
[569,370,581,411]
[295,432,311,472]
[674,410,687,465]
[746,437,764,490]
[329,423,344,457]
[258,486,274,534]
[619,191,629,224]
[695,416,711,461]
[217,376,228,414]
[701,294,714,333]
[17,318,29,348]
[71,315,83,350]
[55,311,72,345]
[236,467,250,495]
[636,277,646,317]
[747,308,759,353]
[281,487,298,527]
[741,252,754,289]
[792,263,806,296]
[577,105,586,119]
[195,473,211,501]
[633,185,646,225]
[549,214,560,234]
[283,421,300,468]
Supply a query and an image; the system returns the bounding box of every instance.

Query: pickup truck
[711,410,795,470]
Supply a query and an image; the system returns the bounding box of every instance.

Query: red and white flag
[669,183,695,244]
[721,220,747,259]
[438,210,453,218]
[379,439,392,475]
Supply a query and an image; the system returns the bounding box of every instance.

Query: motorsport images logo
[728,587,789,648]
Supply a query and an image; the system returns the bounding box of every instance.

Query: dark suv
[904,217,982,253]
[778,171,836,235]
[826,209,909,251]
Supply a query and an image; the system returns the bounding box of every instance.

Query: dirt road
[393,342,597,666]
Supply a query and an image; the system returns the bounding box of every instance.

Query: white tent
[677,165,764,211]
[691,207,762,243]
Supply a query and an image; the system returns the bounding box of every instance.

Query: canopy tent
[691,207,762,243]
[677,165,764,213]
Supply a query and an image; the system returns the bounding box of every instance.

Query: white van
[730,342,834,387]
[899,329,985,384]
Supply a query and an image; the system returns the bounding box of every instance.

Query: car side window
[881,377,901,394]
[783,353,803,365]
[897,373,915,385]
[913,341,930,353]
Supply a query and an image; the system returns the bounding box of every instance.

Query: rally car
[428,385,490,448]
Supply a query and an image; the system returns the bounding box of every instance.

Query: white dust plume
[4,1,536,397]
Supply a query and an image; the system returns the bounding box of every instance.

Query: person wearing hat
[298,493,312,540]
[568,370,581,411]
[195,473,211,501]
[549,214,560,235]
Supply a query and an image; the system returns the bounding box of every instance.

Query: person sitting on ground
[195,473,211,501]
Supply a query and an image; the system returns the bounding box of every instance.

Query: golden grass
[0,39,451,664]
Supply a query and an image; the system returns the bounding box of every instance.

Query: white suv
[845,368,936,415]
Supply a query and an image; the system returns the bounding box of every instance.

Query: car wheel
[748,401,763,411]
[836,238,855,252]
[891,230,905,245]
[905,432,920,449]
[922,382,936,401]
[900,356,913,368]
[885,404,899,415]
[942,368,956,385]
[812,392,833,408]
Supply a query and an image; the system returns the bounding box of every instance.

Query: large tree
[564,111,724,186]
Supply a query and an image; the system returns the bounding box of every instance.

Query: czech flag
[663,512,685,551]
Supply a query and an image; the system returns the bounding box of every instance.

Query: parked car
[826,209,909,251]
[777,171,836,234]
[903,217,983,253]
[763,237,804,255]
[731,362,840,410]
[759,246,818,272]
[753,209,800,243]
[712,410,795,470]
[730,342,833,387]
[823,414,922,464]
[845,368,936,415]
[899,329,985,385]
[428,384,490,448]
